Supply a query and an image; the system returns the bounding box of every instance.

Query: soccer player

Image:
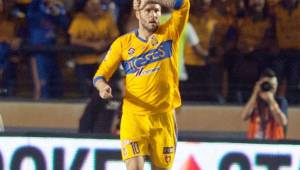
[93,0,190,169]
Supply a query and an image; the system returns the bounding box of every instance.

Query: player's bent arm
[93,38,122,99]
[94,38,122,82]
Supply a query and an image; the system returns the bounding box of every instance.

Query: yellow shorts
[120,110,177,169]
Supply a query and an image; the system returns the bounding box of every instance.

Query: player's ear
[135,10,140,20]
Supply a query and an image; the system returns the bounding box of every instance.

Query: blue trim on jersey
[135,30,148,43]
[122,40,173,74]
[93,76,105,86]
[174,0,184,10]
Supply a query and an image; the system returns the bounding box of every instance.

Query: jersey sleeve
[93,38,122,84]
[164,0,190,40]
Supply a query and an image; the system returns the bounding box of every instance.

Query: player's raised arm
[139,0,190,38]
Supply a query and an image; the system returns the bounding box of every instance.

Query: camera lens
[260,82,272,92]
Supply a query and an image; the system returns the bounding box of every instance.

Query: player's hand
[96,81,113,99]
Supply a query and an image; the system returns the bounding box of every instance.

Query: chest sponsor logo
[122,40,172,75]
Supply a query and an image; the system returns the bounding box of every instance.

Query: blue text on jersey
[122,40,173,74]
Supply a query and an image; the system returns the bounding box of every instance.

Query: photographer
[241,68,288,140]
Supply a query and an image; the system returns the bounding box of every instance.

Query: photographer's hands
[253,77,271,95]
[254,77,276,104]
[251,78,287,126]
[242,77,275,121]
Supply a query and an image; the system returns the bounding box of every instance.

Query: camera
[260,81,273,92]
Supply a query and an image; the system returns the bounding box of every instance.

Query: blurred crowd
[0,0,300,105]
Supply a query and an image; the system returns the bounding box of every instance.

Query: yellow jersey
[68,12,119,64]
[213,11,236,47]
[0,19,17,42]
[274,3,300,49]
[94,0,190,115]
[237,16,271,50]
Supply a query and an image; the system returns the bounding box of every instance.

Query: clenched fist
[95,80,113,99]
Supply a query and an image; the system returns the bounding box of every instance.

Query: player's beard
[141,19,159,33]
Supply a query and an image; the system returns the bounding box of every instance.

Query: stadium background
[0,0,300,169]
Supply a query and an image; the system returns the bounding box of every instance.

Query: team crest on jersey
[128,48,135,55]
[165,155,171,163]
[150,35,158,46]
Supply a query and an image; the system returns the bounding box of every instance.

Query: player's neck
[138,27,154,41]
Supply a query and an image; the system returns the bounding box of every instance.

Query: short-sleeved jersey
[274,3,300,49]
[237,16,271,50]
[213,10,236,47]
[94,0,190,115]
[69,12,119,64]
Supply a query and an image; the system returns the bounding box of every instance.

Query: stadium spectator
[27,0,68,100]
[0,0,22,96]
[113,0,133,35]
[93,0,190,169]
[268,0,280,7]
[69,0,119,97]
[208,0,237,104]
[184,0,214,102]
[272,0,300,104]
[227,0,273,103]
[241,68,288,140]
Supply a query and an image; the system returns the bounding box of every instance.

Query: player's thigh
[120,113,150,160]
[125,156,145,170]
[149,111,177,169]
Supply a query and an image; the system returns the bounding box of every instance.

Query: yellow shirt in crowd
[237,16,271,50]
[0,19,17,43]
[274,3,300,49]
[68,12,119,64]
[185,9,218,66]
